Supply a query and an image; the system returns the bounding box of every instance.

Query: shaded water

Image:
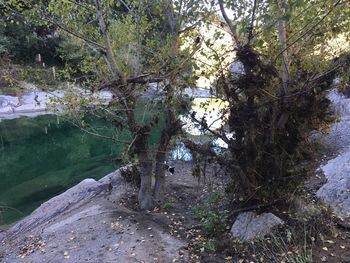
[0,115,123,224]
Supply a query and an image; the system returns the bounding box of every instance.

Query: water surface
[0,115,120,224]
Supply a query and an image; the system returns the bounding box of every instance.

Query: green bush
[193,192,229,238]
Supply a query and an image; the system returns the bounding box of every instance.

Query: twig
[274,0,342,62]
[217,0,241,48]
[248,0,258,43]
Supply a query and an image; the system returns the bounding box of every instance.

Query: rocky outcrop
[0,165,189,263]
[3,169,129,241]
[0,88,113,120]
[0,91,62,118]
[317,152,350,218]
[316,89,350,219]
[230,212,284,241]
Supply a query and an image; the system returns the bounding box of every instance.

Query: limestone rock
[316,150,350,218]
[230,212,284,241]
[0,106,13,114]
[316,88,350,219]
[4,169,128,241]
[0,95,19,107]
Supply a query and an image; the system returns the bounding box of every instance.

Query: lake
[0,115,122,225]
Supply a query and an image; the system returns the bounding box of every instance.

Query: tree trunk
[153,134,170,203]
[138,155,154,210]
[137,136,155,210]
[153,0,180,203]
[95,0,126,85]
[218,0,241,49]
[277,0,289,95]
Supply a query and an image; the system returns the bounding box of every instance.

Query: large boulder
[316,150,350,219]
[315,88,350,219]
[0,106,13,114]
[230,212,284,241]
[0,95,19,107]
[3,169,130,241]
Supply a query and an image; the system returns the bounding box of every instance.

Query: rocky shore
[0,89,113,120]
[0,163,195,263]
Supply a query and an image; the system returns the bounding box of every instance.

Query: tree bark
[153,138,168,202]
[153,0,180,203]
[138,149,155,210]
[277,0,289,95]
[218,0,241,49]
[95,0,127,85]
[130,123,155,210]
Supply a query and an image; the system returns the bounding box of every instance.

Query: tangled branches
[187,44,335,206]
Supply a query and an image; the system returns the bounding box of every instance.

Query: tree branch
[217,0,241,48]
[248,0,257,43]
[274,0,342,62]
[95,0,127,85]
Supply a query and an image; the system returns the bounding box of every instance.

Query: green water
[0,97,192,225]
[0,115,124,225]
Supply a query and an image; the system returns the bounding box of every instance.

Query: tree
[2,0,211,209]
[186,0,350,205]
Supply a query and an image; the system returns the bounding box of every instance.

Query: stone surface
[0,106,13,114]
[4,171,123,240]
[7,179,107,241]
[0,87,111,119]
[316,89,350,218]
[230,212,284,241]
[0,163,193,263]
[0,96,19,107]
[317,150,350,218]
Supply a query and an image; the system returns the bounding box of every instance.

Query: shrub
[193,191,229,238]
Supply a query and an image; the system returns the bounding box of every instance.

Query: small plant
[162,198,174,210]
[242,224,317,263]
[200,238,216,253]
[193,191,229,238]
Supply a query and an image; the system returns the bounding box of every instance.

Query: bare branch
[119,0,133,13]
[95,0,127,85]
[274,0,342,62]
[45,17,106,51]
[66,119,130,144]
[217,0,241,48]
[248,0,257,43]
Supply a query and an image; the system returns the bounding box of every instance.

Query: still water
[0,115,123,225]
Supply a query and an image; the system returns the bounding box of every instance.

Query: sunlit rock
[317,88,350,218]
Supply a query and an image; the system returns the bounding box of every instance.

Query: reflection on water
[169,143,192,161]
[0,115,120,224]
